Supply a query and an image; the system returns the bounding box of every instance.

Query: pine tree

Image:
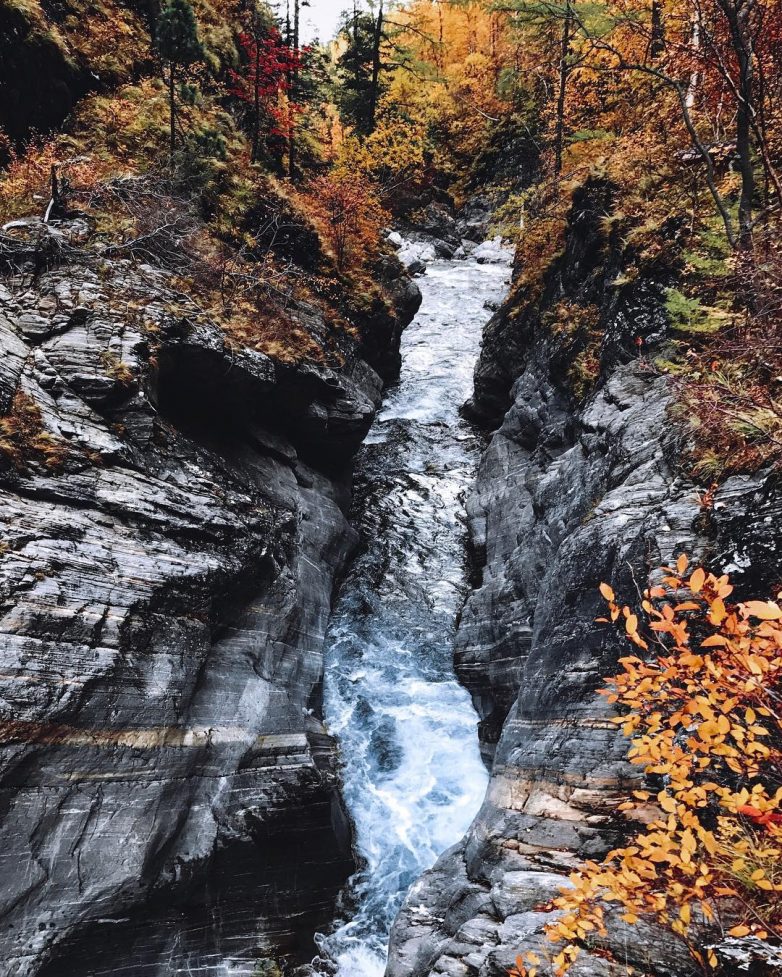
[155,0,204,154]
[335,2,387,137]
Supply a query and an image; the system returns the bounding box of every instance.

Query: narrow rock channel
[316,243,513,977]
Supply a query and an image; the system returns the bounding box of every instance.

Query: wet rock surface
[386,186,781,977]
[0,220,418,977]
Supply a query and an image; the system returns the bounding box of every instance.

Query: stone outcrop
[0,218,419,977]
[387,184,781,977]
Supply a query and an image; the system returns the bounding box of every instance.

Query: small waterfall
[316,241,512,977]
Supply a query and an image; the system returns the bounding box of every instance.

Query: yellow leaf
[599,582,615,602]
[742,600,782,620]
[690,567,706,593]
[658,792,677,814]
[709,598,727,625]
[702,635,728,647]
[728,925,751,937]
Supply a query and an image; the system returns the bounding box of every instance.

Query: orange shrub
[514,557,782,976]
[306,171,386,274]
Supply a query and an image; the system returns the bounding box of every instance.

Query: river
[316,241,512,977]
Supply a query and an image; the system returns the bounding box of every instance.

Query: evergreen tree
[288,42,331,172]
[334,1,386,137]
[155,0,204,154]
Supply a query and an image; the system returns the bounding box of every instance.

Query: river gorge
[1,196,780,977]
[317,244,511,977]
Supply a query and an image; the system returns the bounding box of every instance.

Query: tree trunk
[673,78,737,247]
[252,35,260,163]
[650,0,665,58]
[437,0,443,72]
[722,0,756,247]
[554,0,572,175]
[368,0,383,134]
[685,10,700,108]
[735,52,754,247]
[169,63,176,155]
[288,0,299,180]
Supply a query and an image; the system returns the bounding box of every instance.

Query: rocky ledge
[0,217,419,977]
[387,184,782,977]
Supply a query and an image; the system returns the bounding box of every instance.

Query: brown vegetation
[0,390,69,471]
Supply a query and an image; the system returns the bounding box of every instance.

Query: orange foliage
[306,170,386,274]
[0,137,118,220]
[514,558,782,976]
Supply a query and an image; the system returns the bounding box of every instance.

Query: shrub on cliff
[513,557,782,976]
[307,170,386,274]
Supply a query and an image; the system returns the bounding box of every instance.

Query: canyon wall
[387,183,782,977]
[0,217,419,977]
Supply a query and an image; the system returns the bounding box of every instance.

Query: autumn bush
[306,170,386,275]
[667,220,782,482]
[513,557,782,977]
[1,0,148,84]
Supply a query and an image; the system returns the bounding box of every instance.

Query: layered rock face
[387,185,782,977]
[0,219,419,977]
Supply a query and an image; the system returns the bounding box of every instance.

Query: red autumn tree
[229,27,302,164]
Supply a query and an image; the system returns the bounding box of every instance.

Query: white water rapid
[316,240,513,977]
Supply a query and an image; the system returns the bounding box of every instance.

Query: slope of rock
[0,217,419,977]
[387,184,782,977]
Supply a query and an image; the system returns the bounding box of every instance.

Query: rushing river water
[317,242,512,977]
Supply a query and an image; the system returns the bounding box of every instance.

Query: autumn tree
[155,0,204,154]
[514,557,782,976]
[339,0,528,196]
[229,23,300,165]
[551,0,781,248]
[308,170,385,272]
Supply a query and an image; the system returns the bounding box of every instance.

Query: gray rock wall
[0,222,418,977]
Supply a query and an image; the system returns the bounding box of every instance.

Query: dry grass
[673,344,782,481]
[0,390,69,471]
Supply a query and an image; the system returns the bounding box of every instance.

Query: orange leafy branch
[514,558,782,976]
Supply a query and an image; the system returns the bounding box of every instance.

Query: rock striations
[0,217,419,977]
[387,184,782,977]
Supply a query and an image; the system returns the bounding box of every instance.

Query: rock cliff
[0,217,419,977]
[387,184,781,977]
